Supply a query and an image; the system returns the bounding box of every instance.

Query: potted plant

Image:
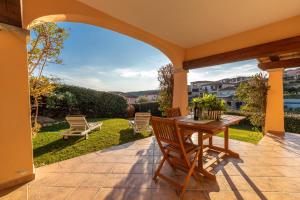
[192,94,226,120]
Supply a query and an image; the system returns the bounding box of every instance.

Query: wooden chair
[151,116,201,198]
[166,107,194,143]
[165,107,181,118]
[129,112,152,134]
[61,115,102,140]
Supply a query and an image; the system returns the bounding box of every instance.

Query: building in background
[189,77,250,110]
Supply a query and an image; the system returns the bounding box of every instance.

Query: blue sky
[44,22,261,92]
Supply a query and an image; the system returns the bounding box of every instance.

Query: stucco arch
[22,0,185,67]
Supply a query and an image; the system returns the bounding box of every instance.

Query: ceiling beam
[183,36,300,70]
[258,57,300,70]
[0,0,22,27]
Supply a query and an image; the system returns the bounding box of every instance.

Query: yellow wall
[0,25,34,187]
[22,0,184,66]
[265,69,285,134]
[173,68,188,115]
[185,15,300,61]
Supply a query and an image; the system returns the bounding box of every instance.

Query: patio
[1,133,300,200]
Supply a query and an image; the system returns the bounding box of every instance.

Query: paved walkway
[1,133,300,200]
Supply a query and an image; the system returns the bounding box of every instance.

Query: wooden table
[175,115,245,180]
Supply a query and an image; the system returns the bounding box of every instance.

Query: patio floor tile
[1,132,300,199]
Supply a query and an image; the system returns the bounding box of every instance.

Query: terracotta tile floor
[1,133,300,200]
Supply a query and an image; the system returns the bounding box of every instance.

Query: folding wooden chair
[165,107,181,118]
[165,107,194,143]
[151,116,201,198]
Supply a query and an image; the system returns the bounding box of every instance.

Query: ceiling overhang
[258,52,300,70]
[183,36,300,70]
[0,0,22,27]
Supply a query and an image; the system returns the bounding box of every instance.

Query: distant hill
[126,90,159,97]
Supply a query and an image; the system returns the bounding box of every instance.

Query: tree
[235,73,269,131]
[27,21,69,134]
[157,63,174,115]
[30,76,56,134]
[136,96,149,103]
[28,21,69,77]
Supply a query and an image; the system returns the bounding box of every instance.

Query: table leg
[197,132,216,180]
[209,136,213,146]
[224,126,239,158]
[198,132,203,170]
[224,126,229,150]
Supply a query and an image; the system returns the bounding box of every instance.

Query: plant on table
[192,94,226,120]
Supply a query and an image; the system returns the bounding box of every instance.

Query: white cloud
[187,61,261,84]
[114,68,157,78]
[97,71,106,75]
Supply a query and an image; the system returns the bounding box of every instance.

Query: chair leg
[180,150,200,198]
[153,156,166,182]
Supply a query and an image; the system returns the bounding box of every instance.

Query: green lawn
[33,118,263,167]
[33,118,151,167]
[218,124,263,144]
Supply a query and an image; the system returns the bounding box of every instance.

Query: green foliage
[192,94,226,111]
[28,21,68,134]
[28,21,69,76]
[235,73,269,130]
[30,76,57,99]
[132,102,162,116]
[285,115,300,133]
[157,63,174,116]
[45,85,128,118]
[127,90,159,97]
[33,118,152,167]
[284,94,300,99]
[30,76,57,134]
[46,91,78,114]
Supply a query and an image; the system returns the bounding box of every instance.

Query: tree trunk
[33,97,39,135]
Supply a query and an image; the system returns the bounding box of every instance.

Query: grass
[33,118,151,167]
[218,123,263,144]
[33,118,263,167]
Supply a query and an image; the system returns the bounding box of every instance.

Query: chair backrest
[66,115,89,130]
[165,107,181,118]
[151,116,182,147]
[134,112,151,131]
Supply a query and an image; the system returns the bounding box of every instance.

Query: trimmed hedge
[226,110,300,134]
[132,102,162,117]
[285,115,300,133]
[45,85,128,118]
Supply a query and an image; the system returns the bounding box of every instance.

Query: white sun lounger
[129,112,152,134]
[61,115,102,140]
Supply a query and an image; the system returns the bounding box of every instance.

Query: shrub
[132,102,162,117]
[224,110,254,129]
[45,85,128,118]
[235,73,268,130]
[285,115,300,133]
[192,94,226,111]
